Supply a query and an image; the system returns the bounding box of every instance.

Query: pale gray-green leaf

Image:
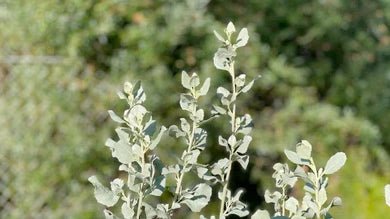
[105,138,133,164]
[386,184,390,206]
[190,73,200,88]
[226,21,236,34]
[236,135,252,154]
[104,209,121,219]
[296,140,312,159]
[121,202,134,219]
[168,125,185,138]
[179,94,194,112]
[88,176,120,207]
[180,118,191,134]
[235,74,246,87]
[108,110,125,123]
[237,155,249,170]
[284,150,302,165]
[199,78,210,96]
[318,187,327,206]
[181,71,191,89]
[235,28,249,48]
[150,126,167,150]
[251,209,271,219]
[214,30,225,42]
[211,105,227,115]
[149,175,165,196]
[213,48,236,71]
[323,152,347,174]
[124,81,133,94]
[181,183,212,212]
[285,197,299,214]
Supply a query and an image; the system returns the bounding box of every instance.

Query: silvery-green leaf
[217,86,230,98]
[241,75,261,93]
[236,135,252,154]
[235,28,249,48]
[228,135,237,147]
[241,80,254,93]
[144,203,157,219]
[285,197,299,214]
[318,187,327,206]
[385,184,390,207]
[194,127,207,149]
[324,213,334,219]
[132,81,146,104]
[184,149,201,165]
[219,136,228,147]
[149,175,165,196]
[211,104,227,115]
[111,178,124,194]
[291,216,306,219]
[213,48,236,71]
[190,73,200,88]
[304,183,316,194]
[237,155,249,170]
[296,140,312,159]
[181,71,191,89]
[105,138,133,164]
[119,164,130,172]
[108,110,125,123]
[124,81,133,94]
[143,119,156,136]
[181,183,212,212]
[162,164,180,175]
[199,78,210,96]
[121,202,134,219]
[304,197,319,216]
[323,152,347,175]
[195,109,204,121]
[284,150,302,165]
[232,189,245,202]
[150,126,166,150]
[226,21,236,34]
[104,209,121,219]
[180,118,191,134]
[308,172,316,184]
[235,74,246,87]
[171,202,181,210]
[211,158,229,176]
[272,217,289,219]
[251,209,271,219]
[168,125,185,138]
[294,165,308,179]
[117,90,127,100]
[237,114,253,135]
[214,30,225,42]
[331,196,342,206]
[125,105,147,125]
[88,176,120,207]
[225,190,249,217]
[197,166,218,183]
[282,175,298,188]
[180,94,194,112]
[264,190,282,204]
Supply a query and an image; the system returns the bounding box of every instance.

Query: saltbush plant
[89,22,347,219]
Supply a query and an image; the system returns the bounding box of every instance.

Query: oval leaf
[323,152,347,175]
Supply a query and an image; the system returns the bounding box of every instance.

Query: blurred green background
[0,0,389,218]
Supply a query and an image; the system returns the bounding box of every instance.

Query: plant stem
[219,63,236,218]
[309,159,321,219]
[282,185,286,216]
[136,140,147,219]
[170,103,198,211]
